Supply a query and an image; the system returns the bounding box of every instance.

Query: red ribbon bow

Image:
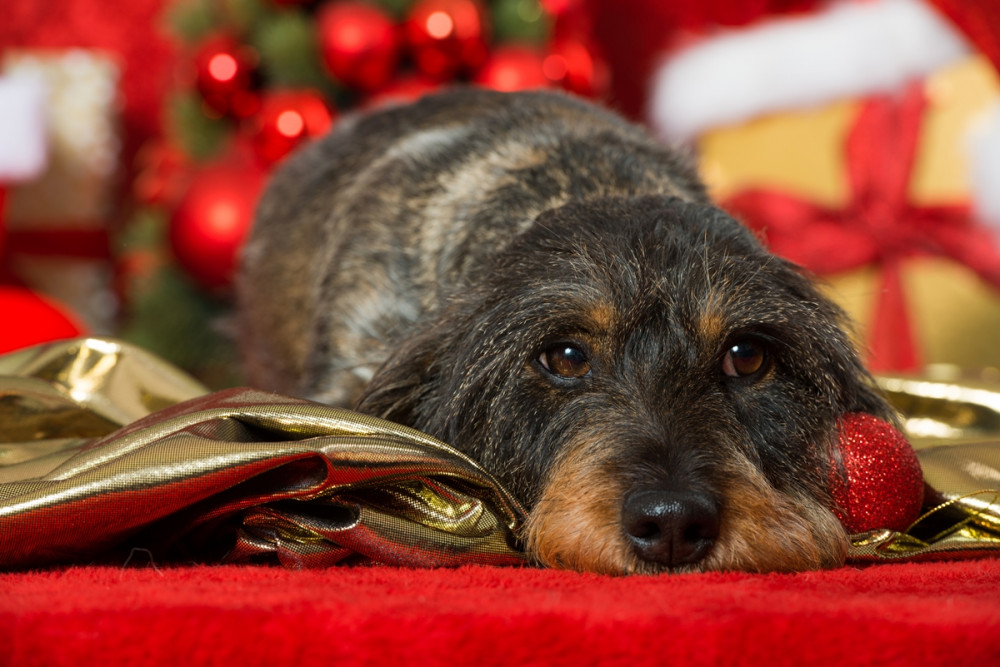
[725,83,1000,372]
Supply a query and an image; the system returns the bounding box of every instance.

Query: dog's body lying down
[237,88,892,574]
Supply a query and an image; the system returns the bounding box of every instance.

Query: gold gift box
[700,55,1000,370]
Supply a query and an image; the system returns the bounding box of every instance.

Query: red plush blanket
[4,560,1000,666]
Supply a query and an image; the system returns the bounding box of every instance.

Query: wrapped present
[646,0,1000,373]
[1,50,121,335]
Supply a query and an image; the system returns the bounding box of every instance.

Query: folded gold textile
[1,338,999,570]
[0,339,525,569]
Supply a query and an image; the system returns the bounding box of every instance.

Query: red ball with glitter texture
[193,35,260,118]
[169,160,266,290]
[317,1,399,91]
[474,45,549,91]
[830,412,924,534]
[404,0,489,80]
[249,89,335,166]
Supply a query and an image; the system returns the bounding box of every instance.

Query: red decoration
[317,1,399,92]
[830,413,924,534]
[169,159,266,290]
[0,286,86,354]
[193,35,260,119]
[248,89,335,166]
[474,45,549,92]
[725,84,1000,372]
[543,38,610,98]
[404,0,489,80]
[365,75,441,109]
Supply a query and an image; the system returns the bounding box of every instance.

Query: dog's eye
[539,343,592,379]
[722,339,769,379]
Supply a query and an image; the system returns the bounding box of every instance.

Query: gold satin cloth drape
[0,339,525,570]
[1,338,998,570]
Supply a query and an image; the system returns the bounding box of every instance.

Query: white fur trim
[0,71,49,182]
[648,0,971,141]
[968,101,1000,236]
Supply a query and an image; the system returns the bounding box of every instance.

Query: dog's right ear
[354,327,442,428]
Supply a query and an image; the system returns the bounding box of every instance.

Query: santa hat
[645,0,1000,234]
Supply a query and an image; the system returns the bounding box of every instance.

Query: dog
[236,88,894,574]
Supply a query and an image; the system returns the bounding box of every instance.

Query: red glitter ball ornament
[248,89,335,166]
[193,35,260,118]
[404,0,489,80]
[474,45,549,91]
[317,1,399,91]
[169,159,266,290]
[830,412,925,534]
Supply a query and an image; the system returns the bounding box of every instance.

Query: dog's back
[238,89,707,405]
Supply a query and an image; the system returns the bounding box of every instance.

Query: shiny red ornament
[364,75,441,109]
[542,38,610,98]
[193,35,260,119]
[317,1,399,91]
[404,0,489,80]
[830,412,925,534]
[248,90,335,166]
[474,45,549,92]
[0,286,86,354]
[169,160,266,290]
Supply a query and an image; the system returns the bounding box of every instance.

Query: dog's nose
[622,489,720,568]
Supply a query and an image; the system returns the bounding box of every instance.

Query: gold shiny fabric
[0,338,526,570]
[846,374,1000,562]
[2,338,1000,571]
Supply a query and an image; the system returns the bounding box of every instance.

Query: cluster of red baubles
[164,0,607,290]
[192,0,607,169]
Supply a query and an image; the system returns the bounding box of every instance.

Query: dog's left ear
[354,326,442,427]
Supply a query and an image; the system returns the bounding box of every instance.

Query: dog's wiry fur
[237,88,892,574]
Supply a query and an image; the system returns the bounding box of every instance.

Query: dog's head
[357,195,892,574]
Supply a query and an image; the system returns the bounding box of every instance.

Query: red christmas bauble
[317,1,399,91]
[193,35,260,119]
[404,0,489,80]
[169,159,266,290]
[474,45,549,92]
[248,89,335,166]
[365,75,441,109]
[0,286,86,354]
[543,38,610,98]
[830,412,925,534]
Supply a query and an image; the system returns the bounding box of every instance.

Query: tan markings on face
[701,452,847,572]
[522,435,639,574]
[584,301,618,334]
[524,444,846,575]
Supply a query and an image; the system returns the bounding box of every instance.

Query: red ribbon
[725,83,1000,372]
